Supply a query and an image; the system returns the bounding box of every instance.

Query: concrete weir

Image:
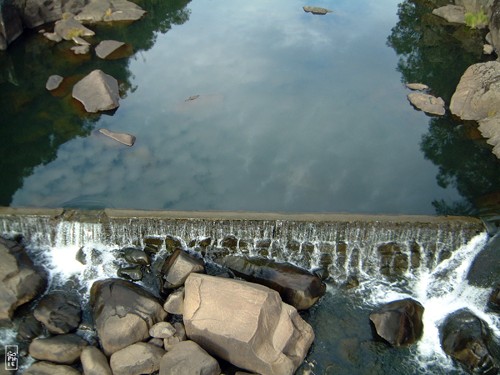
[0,207,485,279]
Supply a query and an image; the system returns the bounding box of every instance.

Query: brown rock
[159,340,220,375]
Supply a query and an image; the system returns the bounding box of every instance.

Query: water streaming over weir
[0,208,498,374]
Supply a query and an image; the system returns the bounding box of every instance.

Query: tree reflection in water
[387,0,500,218]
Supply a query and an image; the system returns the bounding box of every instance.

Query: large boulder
[33,291,82,334]
[110,342,165,375]
[0,2,23,50]
[90,278,167,356]
[24,361,81,375]
[222,256,326,310]
[0,237,46,323]
[432,5,466,24]
[369,298,424,347]
[29,333,88,364]
[74,0,146,23]
[440,309,500,374]
[450,61,500,120]
[183,273,315,375]
[80,346,112,375]
[72,70,120,113]
[159,340,220,375]
[160,249,205,293]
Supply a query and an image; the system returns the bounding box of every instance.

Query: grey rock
[80,346,112,375]
[72,70,120,113]
[0,237,47,322]
[46,75,64,91]
[407,92,445,116]
[183,274,314,375]
[149,321,176,339]
[54,15,95,41]
[24,361,81,375]
[163,287,184,315]
[99,128,136,146]
[90,278,167,356]
[33,291,81,334]
[159,340,220,375]
[117,265,143,281]
[303,6,332,15]
[95,40,125,59]
[110,342,165,375]
[72,36,90,45]
[75,0,145,23]
[149,337,164,348]
[160,249,205,292]
[478,114,500,159]
[0,2,23,50]
[121,247,150,265]
[71,44,90,54]
[450,61,500,120]
[43,31,63,42]
[432,5,466,24]
[370,298,424,347]
[19,0,64,29]
[29,333,88,364]
[406,83,429,91]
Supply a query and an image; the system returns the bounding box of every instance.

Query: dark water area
[1,0,499,216]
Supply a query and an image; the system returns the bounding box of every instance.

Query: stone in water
[99,128,136,147]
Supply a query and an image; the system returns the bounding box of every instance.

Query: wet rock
[407,92,445,116]
[29,333,88,364]
[165,235,183,252]
[0,2,23,50]
[24,361,81,375]
[117,265,143,281]
[90,278,167,355]
[489,285,500,312]
[33,291,81,334]
[110,342,165,375]
[44,31,63,42]
[75,0,146,23]
[450,61,500,121]
[159,340,221,375]
[478,114,500,159]
[80,346,112,375]
[72,70,120,113]
[0,237,47,322]
[163,322,187,350]
[71,44,90,54]
[54,15,95,41]
[160,249,205,292]
[440,309,500,374]
[149,321,176,339]
[222,255,326,310]
[303,6,332,15]
[432,5,466,24]
[183,273,314,375]
[369,298,424,347]
[406,83,429,91]
[163,287,184,315]
[72,36,90,45]
[143,237,163,255]
[468,233,500,287]
[121,247,150,266]
[221,235,238,250]
[95,40,125,59]
[46,75,64,91]
[99,128,135,146]
[17,314,44,342]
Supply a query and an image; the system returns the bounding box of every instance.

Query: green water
[1,0,499,215]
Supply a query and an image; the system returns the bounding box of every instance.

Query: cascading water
[0,209,497,374]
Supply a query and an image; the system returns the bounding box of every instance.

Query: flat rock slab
[72,70,120,113]
[54,16,95,41]
[406,83,429,91]
[95,40,125,59]
[46,75,64,91]
[407,92,445,115]
[75,0,146,23]
[432,5,466,24]
[478,114,500,159]
[99,128,136,147]
[303,6,332,15]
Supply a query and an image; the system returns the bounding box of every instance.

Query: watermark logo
[4,345,18,371]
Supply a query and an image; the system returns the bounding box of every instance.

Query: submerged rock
[46,75,64,91]
[99,129,135,146]
[369,298,424,347]
[159,340,220,375]
[72,70,120,113]
[440,309,500,374]
[90,278,167,355]
[407,92,445,116]
[223,255,326,310]
[0,237,47,322]
[183,273,314,375]
[432,5,466,24]
[95,40,126,59]
[303,6,332,15]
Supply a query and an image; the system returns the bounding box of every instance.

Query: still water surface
[3,0,499,214]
